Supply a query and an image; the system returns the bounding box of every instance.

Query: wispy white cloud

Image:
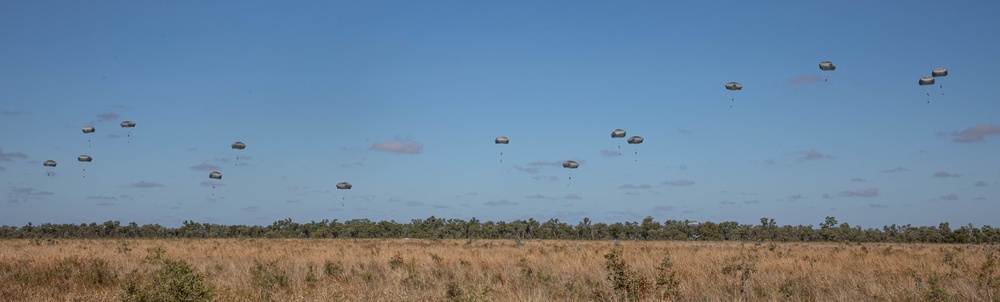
[406,201,425,207]
[787,194,806,201]
[882,167,908,173]
[370,138,423,154]
[653,205,675,212]
[0,110,29,116]
[932,171,960,178]
[788,74,823,86]
[619,184,652,190]
[564,193,582,200]
[511,165,539,174]
[96,112,120,121]
[838,188,879,198]
[190,163,221,171]
[661,179,695,186]
[130,181,164,188]
[0,148,28,162]
[937,193,959,201]
[851,178,867,182]
[799,149,831,162]
[241,207,260,212]
[484,199,516,206]
[601,150,621,157]
[677,128,695,135]
[946,124,1000,143]
[201,181,224,187]
[869,204,889,209]
[974,181,989,187]
[526,193,555,200]
[7,187,54,203]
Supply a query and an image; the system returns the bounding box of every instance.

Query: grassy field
[0,238,997,301]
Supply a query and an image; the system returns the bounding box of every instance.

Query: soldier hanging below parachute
[919,77,935,103]
[82,126,95,148]
[819,61,836,82]
[336,182,352,206]
[78,155,92,178]
[627,136,644,162]
[725,82,742,107]
[208,171,222,195]
[43,160,56,176]
[494,136,508,163]
[231,142,246,166]
[932,67,948,96]
[120,121,136,143]
[562,160,579,186]
[611,129,626,155]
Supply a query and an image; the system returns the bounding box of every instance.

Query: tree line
[1,216,998,244]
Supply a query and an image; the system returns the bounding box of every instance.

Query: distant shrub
[249,260,289,301]
[121,259,212,302]
[324,260,343,278]
[603,249,651,301]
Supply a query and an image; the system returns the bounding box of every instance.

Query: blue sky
[2,1,998,228]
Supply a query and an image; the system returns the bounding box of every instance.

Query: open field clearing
[1,239,998,301]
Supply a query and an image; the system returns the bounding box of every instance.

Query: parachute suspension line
[730,94,735,108]
[825,75,829,82]
[500,151,503,163]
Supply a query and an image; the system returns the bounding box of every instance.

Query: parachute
[919,77,936,102]
[495,136,509,162]
[120,121,136,143]
[208,171,222,193]
[43,160,56,176]
[931,68,948,96]
[82,126,95,148]
[725,82,742,107]
[819,61,836,82]
[231,141,246,166]
[562,160,579,184]
[611,129,626,155]
[932,68,948,77]
[336,182,352,204]
[78,155,92,178]
[627,136,644,161]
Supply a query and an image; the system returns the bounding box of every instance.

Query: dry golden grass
[1,239,998,301]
